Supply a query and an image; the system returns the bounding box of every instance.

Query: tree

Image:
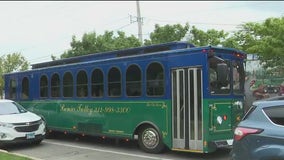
[144,23,190,45]
[2,53,29,73]
[228,17,284,76]
[60,31,141,59]
[187,26,229,46]
[250,17,284,70]
[0,53,29,98]
[222,22,260,51]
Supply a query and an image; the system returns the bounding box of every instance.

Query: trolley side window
[77,70,88,97]
[63,72,74,97]
[9,79,17,99]
[92,69,104,98]
[21,77,29,99]
[40,75,48,98]
[126,64,142,97]
[146,62,165,96]
[108,67,122,97]
[51,73,60,97]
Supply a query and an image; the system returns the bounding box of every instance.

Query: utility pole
[136,1,143,45]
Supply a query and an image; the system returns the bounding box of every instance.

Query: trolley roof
[31,41,195,69]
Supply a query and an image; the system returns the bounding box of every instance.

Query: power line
[114,23,134,31]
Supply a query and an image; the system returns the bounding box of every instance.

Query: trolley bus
[4,41,246,153]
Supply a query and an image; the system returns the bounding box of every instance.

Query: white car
[0,99,46,146]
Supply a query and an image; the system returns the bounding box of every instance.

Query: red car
[279,84,284,96]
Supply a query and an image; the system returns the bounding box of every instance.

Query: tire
[138,126,164,154]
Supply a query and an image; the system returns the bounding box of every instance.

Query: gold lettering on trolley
[60,104,131,114]
[108,130,124,134]
[146,102,167,109]
[162,131,168,138]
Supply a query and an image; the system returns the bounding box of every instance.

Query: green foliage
[0,53,29,98]
[1,53,29,73]
[144,23,189,45]
[30,16,284,78]
[253,17,284,69]
[188,26,229,46]
[0,152,32,160]
[60,31,141,59]
[230,17,284,76]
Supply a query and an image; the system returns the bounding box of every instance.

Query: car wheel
[138,125,164,153]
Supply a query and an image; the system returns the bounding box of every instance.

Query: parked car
[279,84,284,96]
[263,84,279,93]
[230,98,284,160]
[0,99,46,146]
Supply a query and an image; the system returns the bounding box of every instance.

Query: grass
[0,151,33,160]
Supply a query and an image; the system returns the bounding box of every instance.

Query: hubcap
[142,129,159,149]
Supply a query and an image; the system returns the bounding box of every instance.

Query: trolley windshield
[209,55,245,95]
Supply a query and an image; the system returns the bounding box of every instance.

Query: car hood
[0,112,41,123]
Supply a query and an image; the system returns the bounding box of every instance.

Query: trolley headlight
[234,101,243,110]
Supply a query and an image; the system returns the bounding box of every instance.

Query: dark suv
[230,97,284,160]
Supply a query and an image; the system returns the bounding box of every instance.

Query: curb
[0,149,8,153]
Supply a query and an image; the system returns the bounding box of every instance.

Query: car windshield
[0,102,27,115]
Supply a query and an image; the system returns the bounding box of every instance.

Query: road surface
[5,133,231,160]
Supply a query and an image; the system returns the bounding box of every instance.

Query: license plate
[26,133,35,139]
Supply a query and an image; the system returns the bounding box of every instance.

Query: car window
[0,102,27,115]
[242,105,257,120]
[263,105,284,126]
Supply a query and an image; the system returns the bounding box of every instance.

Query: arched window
[22,77,29,99]
[77,70,88,97]
[40,75,48,98]
[91,69,104,98]
[9,79,16,99]
[146,62,165,96]
[51,73,60,97]
[108,67,121,97]
[126,64,142,97]
[63,72,73,97]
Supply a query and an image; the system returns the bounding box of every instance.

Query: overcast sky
[1,1,283,64]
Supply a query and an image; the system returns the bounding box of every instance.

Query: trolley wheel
[138,126,164,153]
